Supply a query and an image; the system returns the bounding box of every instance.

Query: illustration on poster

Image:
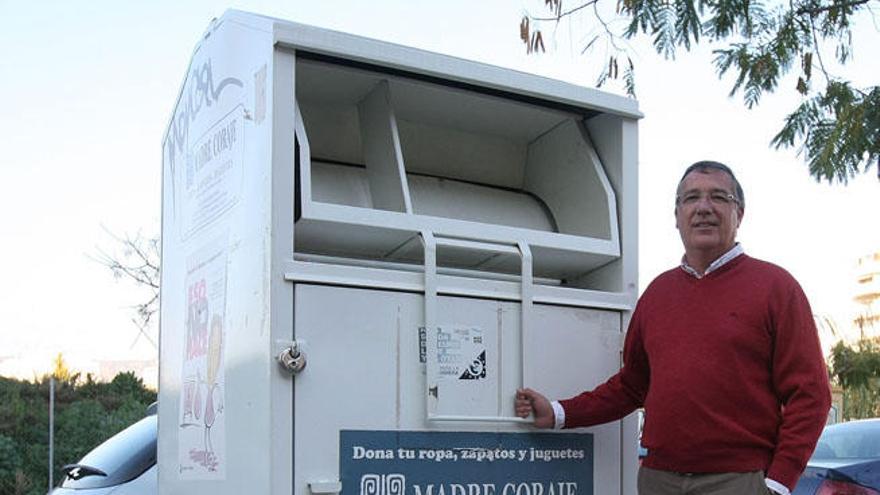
[179,242,229,477]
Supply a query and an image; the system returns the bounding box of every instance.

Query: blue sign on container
[340,430,594,495]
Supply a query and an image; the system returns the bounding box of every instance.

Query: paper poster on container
[178,106,245,240]
[178,238,228,478]
[341,431,594,495]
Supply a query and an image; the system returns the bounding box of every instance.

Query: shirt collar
[680,243,744,279]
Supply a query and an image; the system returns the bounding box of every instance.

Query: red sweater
[559,255,831,490]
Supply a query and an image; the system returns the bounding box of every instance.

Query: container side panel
[159,17,275,495]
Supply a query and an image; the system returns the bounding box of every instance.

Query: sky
[0,0,877,382]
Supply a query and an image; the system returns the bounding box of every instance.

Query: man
[516,161,831,495]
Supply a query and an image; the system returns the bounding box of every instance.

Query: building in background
[853,251,880,341]
[813,251,880,357]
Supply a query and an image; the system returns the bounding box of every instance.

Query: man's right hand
[515,388,555,429]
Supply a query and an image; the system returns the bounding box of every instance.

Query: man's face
[674,169,744,259]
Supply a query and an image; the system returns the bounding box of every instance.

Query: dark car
[793,418,880,495]
[51,405,157,494]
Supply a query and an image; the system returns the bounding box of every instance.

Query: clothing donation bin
[158,10,642,495]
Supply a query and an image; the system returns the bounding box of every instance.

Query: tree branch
[516,0,879,182]
[796,0,873,16]
[532,0,602,21]
[594,1,627,51]
[809,15,834,83]
[93,226,161,336]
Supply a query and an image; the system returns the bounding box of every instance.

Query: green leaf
[773,82,880,182]
[624,57,637,97]
[802,51,812,80]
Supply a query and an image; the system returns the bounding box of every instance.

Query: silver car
[51,406,156,495]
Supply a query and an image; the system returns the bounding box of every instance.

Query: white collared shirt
[679,243,744,278]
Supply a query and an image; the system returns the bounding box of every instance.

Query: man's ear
[736,206,745,227]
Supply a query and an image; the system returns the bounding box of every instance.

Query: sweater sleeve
[766,281,832,490]
[559,306,649,428]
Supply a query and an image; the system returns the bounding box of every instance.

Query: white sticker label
[436,326,486,380]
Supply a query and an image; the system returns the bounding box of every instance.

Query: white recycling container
[158,9,642,495]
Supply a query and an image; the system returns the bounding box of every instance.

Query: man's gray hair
[677,161,745,209]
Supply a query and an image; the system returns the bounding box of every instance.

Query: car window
[813,420,880,459]
[59,414,157,489]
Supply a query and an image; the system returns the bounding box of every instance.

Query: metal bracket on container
[420,232,533,424]
[277,341,307,375]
